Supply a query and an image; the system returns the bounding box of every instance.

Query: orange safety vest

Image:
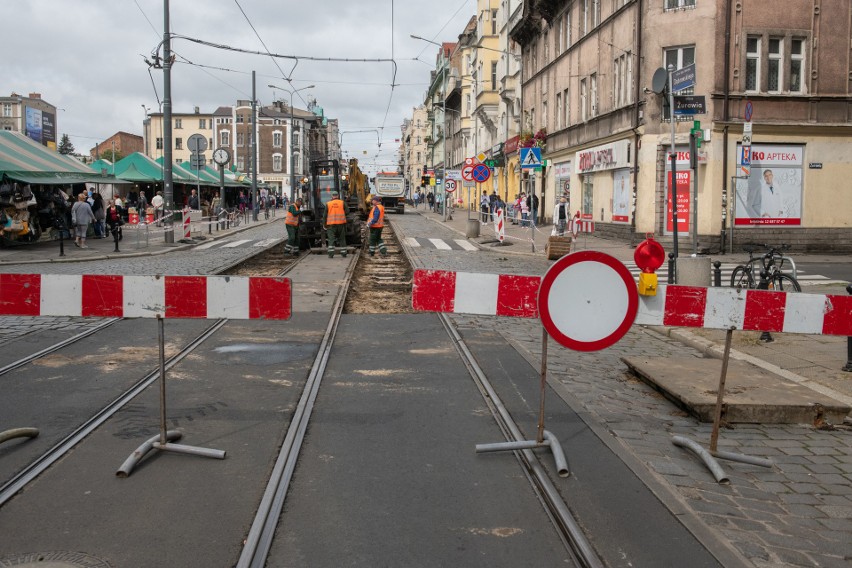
[369,203,385,228]
[285,206,300,226]
[326,199,346,225]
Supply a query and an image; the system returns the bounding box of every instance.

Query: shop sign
[504,135,520,155]
[553,161,571,178]
[575,140,630,173]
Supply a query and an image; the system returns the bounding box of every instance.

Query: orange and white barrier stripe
[0,274,291,320]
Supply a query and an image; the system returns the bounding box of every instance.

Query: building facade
[401,106,430,194]
[0,92,59,150]
[91,131,144,160]
[509,0,852,253]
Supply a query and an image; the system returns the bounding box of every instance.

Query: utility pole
[668,64,679,280]
[251,71,258,222]
[162,0,174,243]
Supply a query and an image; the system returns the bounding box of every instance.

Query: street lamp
[410,35,451,222]
[268,83,314,201]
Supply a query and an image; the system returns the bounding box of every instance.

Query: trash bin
[466,219,480,238]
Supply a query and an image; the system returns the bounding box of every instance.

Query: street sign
[672,63,696,92]
[464,157,475,166]
[190,153,206,169]
[520,147,542,169]
[476,152,487,163]
[744,100,754,122]
[537,251,638,351]
[471,164,491,183]
[445,169,462,180]
[742,122,752,146]
[461,165,476,181]
[673,95,706,115]
[187,134,208,153]
[444,179,457,193]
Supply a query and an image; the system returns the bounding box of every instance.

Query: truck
[297,159,362,251]
[373,172,406,214]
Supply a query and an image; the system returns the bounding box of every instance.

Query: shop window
[582,175,594,218]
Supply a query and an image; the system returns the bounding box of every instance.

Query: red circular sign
[538,251,638,351]
[634,238,665,273]
[461,165,475,181]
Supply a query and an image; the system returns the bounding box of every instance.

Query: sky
[5,0,476,177]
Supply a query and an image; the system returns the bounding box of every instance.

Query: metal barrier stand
[116,316,225,477]
[475,327,570,477]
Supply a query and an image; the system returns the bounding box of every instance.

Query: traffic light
[421,175,430,187]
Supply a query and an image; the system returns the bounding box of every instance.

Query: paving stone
[816,504,852,519]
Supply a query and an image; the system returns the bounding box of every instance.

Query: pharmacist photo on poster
[736,145,803,226]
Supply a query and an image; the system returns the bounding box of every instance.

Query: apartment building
[401,106,430,193]
[510,0,852,252]
[0,92,59,150]
[143,107,214,164]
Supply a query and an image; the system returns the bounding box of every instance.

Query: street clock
[212,147,231,166]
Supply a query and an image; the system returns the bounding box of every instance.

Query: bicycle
[731,244,801,292]
[226,207,242,227]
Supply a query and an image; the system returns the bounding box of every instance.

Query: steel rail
[237,251,360,568]
[0,318,228,506]
[393,218,602,568]
[0,242,300,507]
[0,318,120,377]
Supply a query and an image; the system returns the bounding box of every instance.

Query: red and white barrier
[412,269,540,318]
[635,285,851,336]
[494,207,505,242]
[0,274,291,320]
[412,268,852,337]
[183,208,191,238]
[569,219,594,236]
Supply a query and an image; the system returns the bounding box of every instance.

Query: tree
[101,148,124,162]
[57,134,75,155]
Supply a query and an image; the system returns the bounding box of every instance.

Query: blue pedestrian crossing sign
[520,147,542,169]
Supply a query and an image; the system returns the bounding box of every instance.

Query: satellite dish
[651,67,668,94]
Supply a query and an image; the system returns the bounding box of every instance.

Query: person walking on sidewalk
[324,190,347,258]
[71,192,95,248]
[526,192,539,228]
[555,196,570,236]
[284,198,302,256]
[367,196,388,257]
[519,193,529,227]
[480,192,489,224]
[426,191,434,211]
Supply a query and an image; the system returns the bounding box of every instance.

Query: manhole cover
[0,552,111,567]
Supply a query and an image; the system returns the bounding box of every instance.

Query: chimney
[29,93,41,99]
[194,106,200,114]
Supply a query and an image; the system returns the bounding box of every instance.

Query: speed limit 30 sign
[445,179,457,193]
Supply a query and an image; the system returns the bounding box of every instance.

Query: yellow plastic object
[638,272,658,296]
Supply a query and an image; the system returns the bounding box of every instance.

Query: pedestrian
[284,198,302,256]
[188,189,199,210]
[366,196,388,258]
[151,190,164,225]
[520,193,529,227]
[426,191,434,211]
[137,190,148,223]
[70,192,95,248]
[526,192,539,227]
[324,190,347,258]
[91,192,105,238]
[480,192,489,224]
[413,189,420,209]
[555,196,570,236]
[105,199,124,242]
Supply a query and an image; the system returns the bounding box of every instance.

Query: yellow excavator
[345,158,371,219]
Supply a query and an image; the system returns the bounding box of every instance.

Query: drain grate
[0,552,111,568]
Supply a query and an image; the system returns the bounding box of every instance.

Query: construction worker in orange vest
[367,196,388,257]
[324,190,347,258]
[284,198,302,256]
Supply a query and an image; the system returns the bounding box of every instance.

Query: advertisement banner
[612,168,631,224]
[25,107,42,144]
[666,171,691,234]
[735,144,803,226]
[41,111,56,149]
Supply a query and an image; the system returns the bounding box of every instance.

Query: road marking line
[195,240,227,250]
[222,239,253,248]
[454,239,478,251]
[429,238,452,250]
[404,237,421,247]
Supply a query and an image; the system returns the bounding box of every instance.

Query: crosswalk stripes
[454,239,478,251]
[428,238,453,250]
[221,239,253,248]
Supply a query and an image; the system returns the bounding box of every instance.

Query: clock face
[213,148,230,165]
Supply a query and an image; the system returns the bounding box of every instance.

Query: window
[2,103,11,117]
[273,131,282,147]
[582,175,594,217]
[590,73,598,117]
[745,36,760,92]
[156,137,163,150]
[580,79,588,122]
[221,131,230,146]
[175,137,183,150]
[208,138,213,149]
[790,38,805,92]
[768,37,783,92]
[557,17,563,54]
[199,118,206,129]
[564,10,571,48]
[564,88,570,126]
[237,157,245,171]
[491,9,498,34]
[466,93,472,114]
[665,0,695,8]
[592,0,600,28]
[175,118,182,129]
[613,52,633,107]
[583,0,589,34]
[491,62,498,90]
[556,92,562,129]
[544,30,549,65]
[237,132,245,147]
[542,100,548,131]
[416,136,421,145]
[273,154,283,172]
[236,115,244,124]
[416,151,421,162]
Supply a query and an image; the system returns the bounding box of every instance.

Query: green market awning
[0,130,112,185]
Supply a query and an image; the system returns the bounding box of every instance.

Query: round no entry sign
[538,251,638,351]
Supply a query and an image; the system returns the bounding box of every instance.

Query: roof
[0,130,111,184]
